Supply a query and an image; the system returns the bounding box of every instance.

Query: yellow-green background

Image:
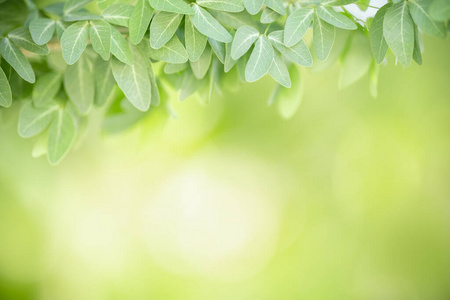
[1,31,450,299]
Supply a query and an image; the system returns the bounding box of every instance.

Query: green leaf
[243,0,264,15]
[192,4,233,43]
[313,12,335,61]
[3,65,33,100]
[370,3,391,64]
[56,20,68,39]
[130,0,154,45]
[413,25,422,65]
[18,101,58,138]
[0,38,35,83]
[231,25,259,60]
[190,44,212,79]
[64,55,94,115]
[26,9,39,25]
[383,1,414,67]
[29,18,55,45]
[179,69,203,101]
[369,60,379,98]
[339,32,372,89]
[357,0,371,11]
[0,67,12,108]
[94,57,115,106]
[309,28,349,72]
[110,25,133,65]
[150,12,183,49]
[47,52,66,73]
[0,0,28,33]
[322,0,358,6]
[208,38,226,63]
[31,132,48,158]
[25,0,37,10]
[32,72,62,107]
[97,0,112,10]
[316,6,357,30]
[147,63,160,106]
[111,46,151,111]
[284,7,314,47]
[185,15,208,62]
[64,0,93,14]
[197,0,245,12]
[210,10,255,29]
[89,20,111,61]
[245,35,274,82]
[409,0,446,38]
[224,42,237,72]
[47,109,76,165]
[102,4,133,27]
[25,14,38,30]
[61,21,89,65]
[164,62,188,74]
[206,58,221,103]
[42,2,64,17]
[8,27,49,55]
[269,53,291,88]
[149,35,188,63]
[265,0,286,15]
[102,98,147,133]
[63,11,102,22]
[261,8,281,24]
[148,0,194,15]
[430,0,450,22]
[237,51,249,82]
[268,30,312,66]
[269,64,302,119]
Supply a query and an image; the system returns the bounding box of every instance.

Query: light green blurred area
[1,33,450,299]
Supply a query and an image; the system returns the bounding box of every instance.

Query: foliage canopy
[0,0,448,164]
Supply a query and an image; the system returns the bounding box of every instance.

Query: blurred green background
[1,30,450,299]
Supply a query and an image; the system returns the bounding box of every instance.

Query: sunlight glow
[143,160,281,280]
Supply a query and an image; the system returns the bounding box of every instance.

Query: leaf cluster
[0,0,448,164]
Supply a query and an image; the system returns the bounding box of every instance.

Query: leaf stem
[264,24,272,35]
